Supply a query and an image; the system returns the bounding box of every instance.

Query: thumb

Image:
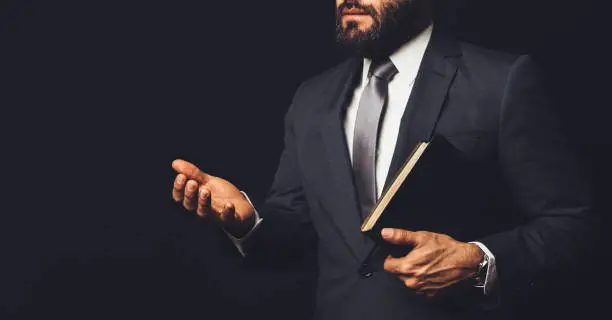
[172,159,211,184]
[381,228,418,246]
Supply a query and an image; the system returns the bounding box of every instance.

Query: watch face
[474,258,488,285]
[481,258,488,269]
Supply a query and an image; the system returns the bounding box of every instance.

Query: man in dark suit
[170,0,596,319]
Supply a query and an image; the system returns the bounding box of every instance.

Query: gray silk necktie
[352,58,398,219]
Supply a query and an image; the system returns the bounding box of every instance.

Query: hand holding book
[380,228,484,299]
[359,138,487,298]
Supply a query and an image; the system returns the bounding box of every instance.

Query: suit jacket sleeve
[241,86,318,264]
[477,55,598,302]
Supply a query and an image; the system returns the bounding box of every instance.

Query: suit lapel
[361,29,462,262]
[318,57,364,261]
[383,29,461,191]
[320,58,364,259]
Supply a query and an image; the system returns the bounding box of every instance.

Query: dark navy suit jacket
[244,28,596,320]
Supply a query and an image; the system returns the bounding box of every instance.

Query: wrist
[465,242,485,277]
[227,211,256,238]
[228,192,258,238]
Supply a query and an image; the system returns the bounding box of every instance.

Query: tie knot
[368,58,398,81]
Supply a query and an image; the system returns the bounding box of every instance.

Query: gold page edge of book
[360,141,429,232]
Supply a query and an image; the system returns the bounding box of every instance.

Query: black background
[2,0,610,319]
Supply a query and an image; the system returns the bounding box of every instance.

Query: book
[359,140,434,267]
[361,141,430,236]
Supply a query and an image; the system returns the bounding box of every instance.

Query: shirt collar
[362,23,434,85]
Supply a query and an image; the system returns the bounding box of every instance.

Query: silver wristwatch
[473,254,489,286]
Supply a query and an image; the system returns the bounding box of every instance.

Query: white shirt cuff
[223,191,263,257]
[469,241,498,296]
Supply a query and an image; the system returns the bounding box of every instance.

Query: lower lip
[342,14,370,19]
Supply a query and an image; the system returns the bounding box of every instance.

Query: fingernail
[381,229,392,238]
[177,175,184,183]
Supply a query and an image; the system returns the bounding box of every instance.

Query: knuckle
[399,262,413,274]
[198,190,209,201]
[415,232,428,242]
[413,270,425,279]
[402,231,413,241]
[185,187,197,197]
[393,231,403,241]
[189,167,199,178]
[383,261,391,271]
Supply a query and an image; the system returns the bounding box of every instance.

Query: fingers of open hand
[172,159,211,184]
[182,180,199,211]
[219,202,237,225]
[172,174,187,202]
[197,186,211,217]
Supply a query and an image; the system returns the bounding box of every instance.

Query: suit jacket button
[358,263,374,278]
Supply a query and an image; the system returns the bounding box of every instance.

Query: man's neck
[363,18,433,60]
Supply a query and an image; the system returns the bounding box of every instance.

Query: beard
[335,0,429,58]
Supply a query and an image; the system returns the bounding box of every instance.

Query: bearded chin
[335,20,383,58]
[335,1,423,59]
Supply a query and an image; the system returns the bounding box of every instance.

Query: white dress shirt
[229,24,498,296]
[345,25,431,198]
